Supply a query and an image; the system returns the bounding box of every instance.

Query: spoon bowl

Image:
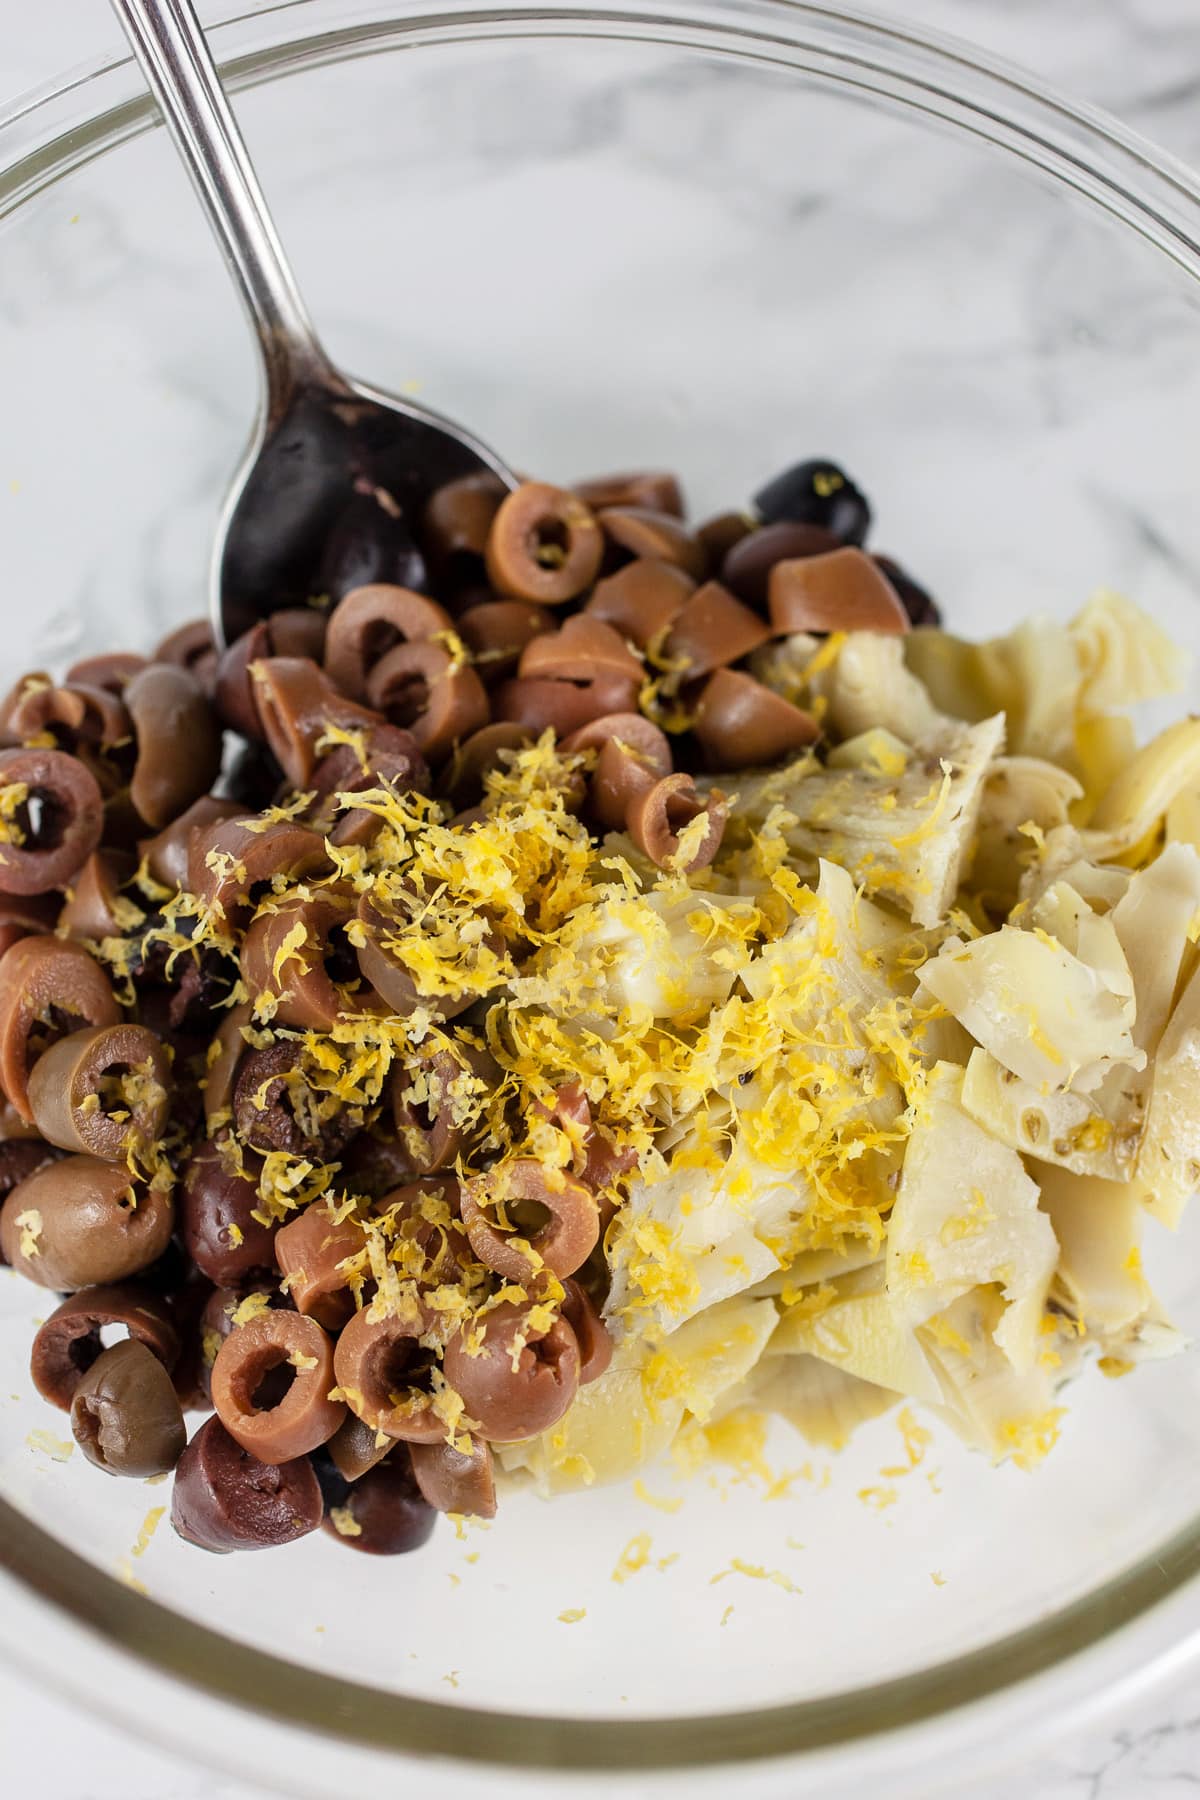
[217,372,513,645]
[112,0,514,648]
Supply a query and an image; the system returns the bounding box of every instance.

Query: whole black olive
[752,458,871,545]
[320,1449,434,1555]
[874,554,941,626]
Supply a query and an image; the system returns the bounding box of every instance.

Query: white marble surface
[3,1,1200,1796]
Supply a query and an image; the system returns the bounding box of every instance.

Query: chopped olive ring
[172,1414,323,1552]
[27,1022,171,1160]
[31,1284,180,1410]
[71,1338,186,1477]
[211,1310,344,1462]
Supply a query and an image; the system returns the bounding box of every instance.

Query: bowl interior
[3,5,1200,1761]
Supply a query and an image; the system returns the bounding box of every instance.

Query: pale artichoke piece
[919,925,1142,1093]
[904,594,1179,775]
[1166,786,1200,855]
[887,1064,1058,1374]
[604,1137,793,1338]
[752,630,946,746]
[918,1289,1062,1467]
[604,1217,784,1341]
[719,714,1004,930]
[1088,842,1200,1134]
[625,1139,792,1260]
[1040,1313,1089,1386]
[962,851,1200,1181]
[616,857,912,1320]
[998,621,1083,767]
[744,1354,899,1451]
[1073,712,1138,821]
[826,728,912,779]
[497,1354,683,1496]
[742,857,905,1019]
[746,1240,882,1299]
[1109,844,1200,1047]
[769,1266,942,1406]
[1019,843,1133,916]
[1070,589,1189,715]
[960,1047,1134,1181]
[1036,1165,1149,1334]
[500,1295,778,1497]
[971,756,1084,915]
[819,633,947,744]
[906,617,1080,764]
[1028,885,1135,1018]
[918,1009,980,1070]
[985,758,1083,836]
[1131,959,1200,1228]
[658,1224,783,1331]
[1094,1297,1187,1366]
[569,888,749,1024]
[646,1293,780,1424]
[746,629,823,709]
[1090,718,1200,842]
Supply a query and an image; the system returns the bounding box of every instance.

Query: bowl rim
[3,0,1200,267]
[2,0,1200,1776]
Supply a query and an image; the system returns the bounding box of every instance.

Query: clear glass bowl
[3,4,1200,1794]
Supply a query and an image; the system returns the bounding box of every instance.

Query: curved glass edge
[3,1491,1200,1767]
[0,1,1199,275]
[2,0,1200,1771]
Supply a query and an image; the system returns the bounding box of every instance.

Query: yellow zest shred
[230,1291,273,1328]
[131,1506,165,1558]
[632,1478,684,1514]
[709,1559,800,1595]
[115,1559,148,1595]
[0,780,29,847]
[611,1532,655,1584]
[13,1209,42,1260]
[999,1409,1066,1471]
[26,1429,73,1462]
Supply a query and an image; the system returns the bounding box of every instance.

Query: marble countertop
[3,1,1200,1796]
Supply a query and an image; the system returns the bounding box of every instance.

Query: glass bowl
[3,4,1200,1794]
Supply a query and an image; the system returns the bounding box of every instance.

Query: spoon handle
[110,0,344,412]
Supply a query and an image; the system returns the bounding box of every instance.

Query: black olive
[320,1451,434,1555]
[124,908,195,985]
[752,458,871,545]
[309,1444,351,1513]
[126,910,237,1035]
[137,1233,192,1297]
[874,555,941,627]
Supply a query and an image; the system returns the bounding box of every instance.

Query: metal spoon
[111,0,515,648]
